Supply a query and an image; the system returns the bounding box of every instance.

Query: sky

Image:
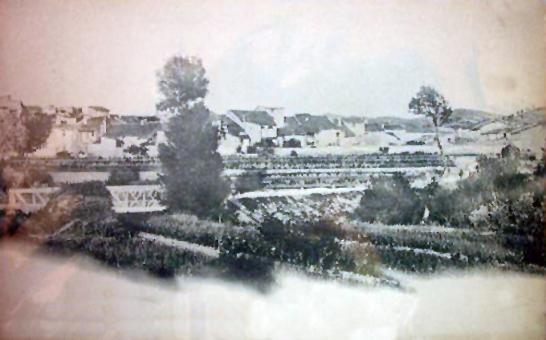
[0,0,544,117]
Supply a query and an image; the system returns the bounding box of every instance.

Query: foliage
[0,107,27,158]
[0,105,53,158]
[56,151,72,159]
[142,213,254,248]
[283,138,302,148]
[156,56,209,113]
[124,144,149,157]
[355,173,425,225]
[0,165,53,189]
[217,217,357,274]
[107,168,140,185]
[408,86,452,155]
[24,111,54,153]
[363,226,518,272]
[157,56,229,219]
[47,221,208,278]
[425,153,532,227]
[23,181,115,236]
[140,214,368,281]
[159,102,230,218]
[421,153,545,268]
[488,179,545,266]
[234,171,265,193]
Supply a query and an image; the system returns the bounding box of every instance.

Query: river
[1,239,544,339]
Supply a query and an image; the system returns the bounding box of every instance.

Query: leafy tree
[0,104,53,158]
[107,168,139,185]
[157,56,229,218]
[234,170,265,193]
[156,56,209,114]
[408,86,452,156]
[24,111,54,154]
[355,173,425,225]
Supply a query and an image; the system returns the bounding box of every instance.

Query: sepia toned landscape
[1,1,545,339]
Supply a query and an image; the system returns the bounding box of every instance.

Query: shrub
[247,217,355,272]
[283,138,302,148]
[420,153,545,269]
[355,173,424,225]
[0,166,53,188]
[234,171,265,193]
[488,185,545,266]
[362,226,517,272]
[23,181,115,236]
[425,155,532,227]
[47,221,209,278]
[213,252,275,288]
[107,168,139,185]
[56,151,72,159]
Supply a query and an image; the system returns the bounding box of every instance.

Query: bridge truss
[0,185,165,214]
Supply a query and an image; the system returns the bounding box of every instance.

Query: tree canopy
[156,56,209,114]
[0,105,53,159]
[408,86,452,155]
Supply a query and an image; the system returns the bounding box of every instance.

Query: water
[1,240,544,339]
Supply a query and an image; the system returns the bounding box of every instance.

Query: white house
[223,109,277,145]
[32,106,109,157]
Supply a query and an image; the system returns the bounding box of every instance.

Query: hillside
[446,109,495,130]
[477,107,545,135]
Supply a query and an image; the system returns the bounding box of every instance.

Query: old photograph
[1,0,545,339]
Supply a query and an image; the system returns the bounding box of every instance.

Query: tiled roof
[229,110,275,127]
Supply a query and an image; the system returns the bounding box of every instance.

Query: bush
[355,173,424,225]
[420,153,545,268]
[0,166,53,188]
[147,214,361,278]
[47,221,209,278]
[234,171,265,193]
[488,186,545,266]
[425,155,532,227]
[362,226,517,272]
[23,181,115,236]
[143,213,254,248]
[283,138,302,148]
[213,253,275,288]
[56,151,72,159]
[107,168,139,185]
[220,217,357,273]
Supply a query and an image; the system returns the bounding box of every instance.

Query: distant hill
[215,107,544,141]
[446,109,495,130]
[477,107,545,136]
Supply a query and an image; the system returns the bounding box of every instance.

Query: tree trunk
[434,123,443,156]
[434,123,448,174]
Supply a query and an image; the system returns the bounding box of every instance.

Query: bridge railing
[0,185,165,214]
[107,185,165,213]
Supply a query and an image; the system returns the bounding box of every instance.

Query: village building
[32,106,110,157]
[278,113,350,147]
[87,115,163,158]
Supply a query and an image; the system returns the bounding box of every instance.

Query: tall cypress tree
[157,56,229,218]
